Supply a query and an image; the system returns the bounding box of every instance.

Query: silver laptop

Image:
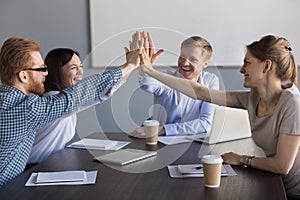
[186,106,251,144]
[94,148,157,166]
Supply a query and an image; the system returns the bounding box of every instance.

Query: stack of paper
[158,133,208,145]
[68,138,130,150]
[157,136,192,145]
[177,164,228,175]
[25,170,98,186]
[35,170,87,183]
[178,164,204,175]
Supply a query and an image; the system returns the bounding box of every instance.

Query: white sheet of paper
[158,136,192,145]
[177,164,227,175]
[36,170,86,183]
[25,171,97,186]
[178,164,204,174]
[68,138,130,151]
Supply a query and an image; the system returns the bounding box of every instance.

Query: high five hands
[126,31,164,73]
[126,32,165,138]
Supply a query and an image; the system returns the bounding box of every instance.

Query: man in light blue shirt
[130,36,219,136]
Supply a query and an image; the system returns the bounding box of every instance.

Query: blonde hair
[247,35,298,86]
[0,37,40,85]
[181,36,213,61]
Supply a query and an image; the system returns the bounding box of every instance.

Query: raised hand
[119,32,143,79]
[146,32,164,64]
[139,32,164,74]
[124,31,142,69]
[139,32,164,64]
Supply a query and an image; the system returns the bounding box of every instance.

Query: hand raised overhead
[139,32,164,74]
[124,31,143,69]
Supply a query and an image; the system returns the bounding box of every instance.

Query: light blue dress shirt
[140,70,219,136]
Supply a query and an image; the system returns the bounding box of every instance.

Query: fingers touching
[127,31,164,63]
[129,31,140,51]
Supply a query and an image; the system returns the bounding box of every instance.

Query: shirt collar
[0,84,24,94]
[175,69,205,84]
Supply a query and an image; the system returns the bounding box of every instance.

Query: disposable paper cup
[143,120,160,145]
[202,155,223,188]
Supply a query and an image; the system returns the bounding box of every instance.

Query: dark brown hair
[43,48,80,92]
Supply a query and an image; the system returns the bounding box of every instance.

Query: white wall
[0,0,298,139]
[89,0,300,67]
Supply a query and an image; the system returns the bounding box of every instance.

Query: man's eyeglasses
[16,66,48,75]
[22,67,48,72]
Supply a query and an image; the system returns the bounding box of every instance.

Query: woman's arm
[139,32,235,107]
[141,54,234,106]
[222,133,300,174]
[152,69,231,104]
[251,133,300,174]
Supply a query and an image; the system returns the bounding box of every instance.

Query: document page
[36,170,86,183]
[25,171,98,186]
[158,136,192,145]
[68,138,130,150]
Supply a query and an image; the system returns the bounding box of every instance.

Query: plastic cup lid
[202,155,223,164]
[143,120,160,126]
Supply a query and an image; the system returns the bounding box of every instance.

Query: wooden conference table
[0,132,287,200]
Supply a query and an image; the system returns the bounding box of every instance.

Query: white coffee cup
[202,155,223,188]
[143,120,160,145]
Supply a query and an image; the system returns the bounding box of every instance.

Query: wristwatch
[243,156,255,168]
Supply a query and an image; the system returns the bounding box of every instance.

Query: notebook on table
[186,106,251,144]
[94,148,157,166]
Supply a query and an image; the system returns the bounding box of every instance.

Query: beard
[28,74,45,96]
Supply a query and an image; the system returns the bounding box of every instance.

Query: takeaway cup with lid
[202,155,223,188]
[143,120,160,145]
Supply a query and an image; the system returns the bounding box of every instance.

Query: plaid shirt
[0,68,122,186]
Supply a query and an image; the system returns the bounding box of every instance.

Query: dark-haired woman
[28,48,122,164]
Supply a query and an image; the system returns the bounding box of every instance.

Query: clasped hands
[125,31,164,73]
